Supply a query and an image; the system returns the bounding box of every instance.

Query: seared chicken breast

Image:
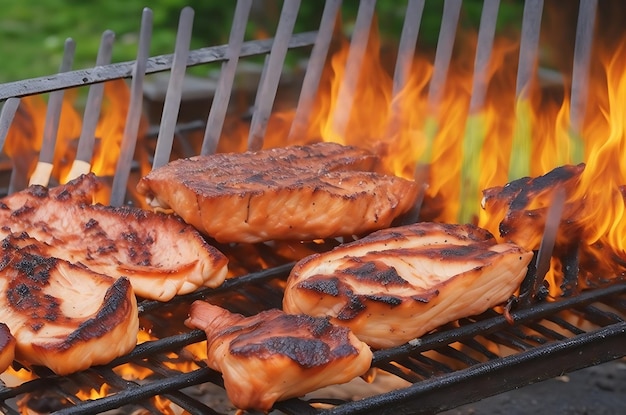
[137,142,419,243]
[0,174,229,301]
[0,233,138,375]
[0,323,16,373]
[283,222,533,349]
[185,301,373,411]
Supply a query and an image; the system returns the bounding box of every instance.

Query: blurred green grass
[0,1,522,84]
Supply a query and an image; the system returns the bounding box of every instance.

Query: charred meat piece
[185,301,373,411]
[0,174,229,301]
[481,163,585,251]
[0,233,138,375]
[0,323,16,373]
[137,142,419,243]
[283,222,533,349]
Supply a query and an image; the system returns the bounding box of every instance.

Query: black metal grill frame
[0,261,624,415]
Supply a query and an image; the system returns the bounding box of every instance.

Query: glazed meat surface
[137,142,419,243]
[185,301,373,411]
[0,323,15,373]
[0,174,229,301]
[283,222,533,349]
[0,233,138,375]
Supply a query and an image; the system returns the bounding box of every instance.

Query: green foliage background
[0,0,523,84]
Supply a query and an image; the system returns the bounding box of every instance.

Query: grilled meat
[136,142,419,243]
[0,323,15,373]
[185,301,373,411]
[0,233,138,375]
[0,174,229,301]
[283,222,533,349]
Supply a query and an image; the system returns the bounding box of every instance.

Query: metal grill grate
[1,1,625,414]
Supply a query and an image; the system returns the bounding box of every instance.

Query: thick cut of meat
[185,301,373,411]
[283,222,533,349]
[136,142,419,243]
[0,233,138,375]
[0,323,16,373]
[0,174,229,301]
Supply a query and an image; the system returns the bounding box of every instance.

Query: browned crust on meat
[185,300,373,410]
[283,222,533,348]
[0,234,139,375]
[137,143,419,243]
[0,174,229,301]
[0,322,16,373]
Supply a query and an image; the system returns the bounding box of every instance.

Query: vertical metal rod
[508,0,543,181]
[201,0,253,155]
[457,0,501,224]
[426,0,463,112]
[286,0,342,142]
[391,0,425,101]
[247,0,301,151]
[66,30,116,182]
[569,0,598,163]
[110,8,154,207]
[328,0,376,142]
[0,98,21,153]
[468,0,500,114]
[152,6,195,169]
[515,0,544,100]
[29,38,76,187]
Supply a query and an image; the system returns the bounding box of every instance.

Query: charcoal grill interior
[1,1,626,414]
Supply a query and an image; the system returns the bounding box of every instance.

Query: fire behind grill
[0,1,626,414]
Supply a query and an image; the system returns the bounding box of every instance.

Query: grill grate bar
[0,32,318,101]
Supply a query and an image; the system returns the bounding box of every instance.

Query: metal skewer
[508,0,544,181]
[287,0,342,142]
[201,0,253,155]
[569,0,598,164]
[29,38,76,187]
[328,0,377,141]
[457,0,501,224]
[65,30,115,182]
[110,8,153,206]
[0,98,21,153]
[247,0,301,151]
[152,7,195,170]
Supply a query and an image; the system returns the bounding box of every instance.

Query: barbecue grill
[0,1,625,414]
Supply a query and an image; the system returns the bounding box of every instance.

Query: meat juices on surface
[0,174,229,301]
[283,222,534,349]
[185,301,373,412]
[0,233,139,375]
[0,323,16,373]
[137,142,420,243]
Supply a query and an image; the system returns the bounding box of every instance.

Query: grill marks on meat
[0,174,229,301]
[283,222,533,349]
[0,323,15,373]
[0,234,138,375]
[185,301,373,411]
[137,142,419,243]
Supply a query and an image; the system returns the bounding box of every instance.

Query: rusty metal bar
[152,7,195,170]
[110,8,154,206]
[247,0,301,151]
[201,0,253,155]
